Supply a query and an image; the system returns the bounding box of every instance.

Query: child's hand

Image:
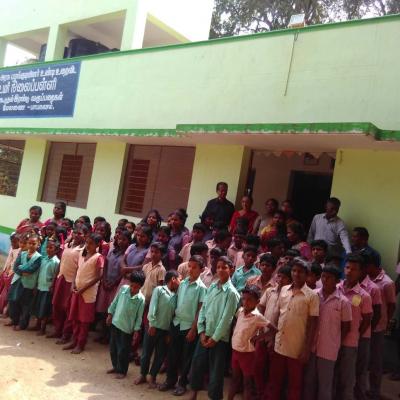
[106,314,112,326]
[148,327,156,337]
[298,349,311,364]
[133,331,140,343]
[205,338,217,348]
[200,333,208,347]
[185,327,197,343]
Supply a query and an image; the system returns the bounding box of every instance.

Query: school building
[0,1,400,274]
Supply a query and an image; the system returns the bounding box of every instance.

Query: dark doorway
[289,171,333,231]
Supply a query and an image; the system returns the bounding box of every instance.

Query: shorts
[231,349,255,377]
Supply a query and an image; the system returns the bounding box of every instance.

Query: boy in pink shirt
[335,254,372,400]
[303,263,352,400]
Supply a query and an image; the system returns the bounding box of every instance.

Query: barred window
[0,140,25,197]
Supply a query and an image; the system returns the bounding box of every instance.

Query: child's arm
[106,287,122,325]
[133,298,145,342]
[359,294,373,337]
[16,256,42,275]
[341,320,351,341]
[147,288,160,336]
[12,253,22,275]
[197,298,207,346]
[75,257,103,295]
[186,302,203,342]
[298,316,319,363]
[371,303,382,331]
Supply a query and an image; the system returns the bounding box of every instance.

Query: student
[228,285,272,400]
[169,209,190,269]
[49,224,87,342]
[136,270,180,387]
[303,264,352,400]
[0,233,20,315]
[213,230,233,255]
[253,198,279,236]
[124,221,136,238]
[179,223,207,263]
[265,257,319,400]
[159,255,207,396]
[235,235,260,268]
[201,212,215,242]
[365,251,396,399]
[16,205,44,234]
[227,228,245,267]
[246,253,276,296]
[117,218,128,229]
[7,233,42,330]
[189,256,240,400]
[254,265,292,397]
[287,222,312,260]
[310,240,328,267]
[205,221,226,249]
[281,199,298,226]
[306,263,323,289]
[106,271,146,379]
[231,246,260,293]
[201,247,224,288]
[265,238,286,261]
[94,221,112,257]
[40,221,57,256]
[351,227,381,266]
[335,254,372,400]
[178,242,209,280]
[142,242,167,306]
[229,195,259,234]
[64,233,104,354]
[142,209,162,242]
[44,201,67,226]
[33,239,60,335]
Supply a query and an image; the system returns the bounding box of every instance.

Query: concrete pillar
[120,0,148,50]
[0,38,8,67]
[45,25,68,61]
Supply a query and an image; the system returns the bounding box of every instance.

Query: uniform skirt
[68,292,96,323]
[34,290,53,318]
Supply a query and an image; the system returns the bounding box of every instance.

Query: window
[41,142,96,208]
[120,145,195,218]
[0,140,25,197]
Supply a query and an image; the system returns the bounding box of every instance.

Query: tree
[209,0,400,38]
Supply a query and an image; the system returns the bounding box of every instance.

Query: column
[45,25,68,61]
[0,38,8,67]
[120,0,148,50]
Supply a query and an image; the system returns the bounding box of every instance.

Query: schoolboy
[303,264,352,400]
[179,223,207,263]
[351,227,381,266]
[306,262,323,289]
[189,256,240,400]
[135,270,180,388]
[265,257,319,400]
[266,238,286,261]
[366,251,396,399]
[310,240,328,266]
[201,247,223,288]
[106,271,146,379]
[227,228,245,267]
[335,254,372,400]
[159,255,207,396]
[231,246,260,293]
[235,235,260,268]
[177,242,208,279]
[246,253,276,296]
[228,285,272,400]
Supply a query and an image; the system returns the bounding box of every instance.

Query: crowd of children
[0,187,398,400]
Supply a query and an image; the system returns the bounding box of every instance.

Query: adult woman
[287,222,312,260]
[229,195,259,234]
[281,200,298,226]
[253,198,279,236]
[260,210,287,243]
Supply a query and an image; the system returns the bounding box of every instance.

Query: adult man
[307,197,351,257]
[201,182,235,229]
[351,227,381,267]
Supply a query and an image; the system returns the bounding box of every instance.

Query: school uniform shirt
[372,270,396,332]
[2,247,20,276]
[274,283,320,359]
[313,288,352,361]
[58,245,83,282]
[104,250,124,285]
[232,265,261,292]
[200,267,218,288]
[337,281,373,348]
[37,255,60,292]
[246,275,275,297]
[148,285,177,331]
[173,276,207,330]
[235,251,244,269]
[260,286,280,327]
[125,244,148,267]
[179,242,193,263]
[197,279,240,343]
[227,244,241,267]
[75,253,104,303]
[360,275,382,338]
[232,307,269,352]
[108,285,145,334]
[142,261,166,304]
[12,251,42,289]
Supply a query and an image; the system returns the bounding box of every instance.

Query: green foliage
[209,0,400,38]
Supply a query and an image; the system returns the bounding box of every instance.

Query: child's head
[233,229,246,249]
[361,249,381,277]
[210,247,224,271]
[117,218,128,228]
[266,238,285,258]
[26,233,40,253]
[243,234,260,249]
[190,242,209,263]
[202,212,215,228]
[165,269,180,291]
[46,239,60,258]
[19,233,29,251]
[85,233,102,254]
[211,221,226,239]
[217,256,234,281]
[150,242,165,263]
[29,205,42,222]
[117,230,132,252]
[78,215,91,226]
[125,221,136,235]
[191,223,206,243]
[311,240,328,263]
[188,255,205,280]
[95,221,111,242]
[277,265,292,287]
[351,227,369,248]
[272,210,286,227]
[241,284,261,313]
[60,218,73,232]
[265,198,279,215]
[214,230,233,250]
[344,253,364,285]
[170,209,187,231]
[144,209,162,230]
[306,262,323,289]
[281,200,294,217]
[287,222,305,244]
[10,233,20,249]
[325,254,343,268]
[72,224,89,247]
[53,201,66,219]
[136,225,152,247]
[259,253,277,280]
[242,246,258,268]
[157,226,171,244]
[284,248,301,265]
[291,257,309,287]
[321,263,341,293]
[44,222,57,239]
[130,270,145,295]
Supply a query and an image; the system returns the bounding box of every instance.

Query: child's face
[19,239,28,251]
[125,223,135,234]
[271,243,285,258]
[95,225,106,239]
[233,234,243,249]
[259,261,274,280]
[129,282,142,296]
[170,214,183,231]
[216,260,230,283]
[113,228,122,243]
[210,253,219,270]
[169,276,181,291]
[150,246,162,263]
[11,237,20,249]
[286,228,296,243]
[188,260,202,280]
[85,237,97,254]
[277,273,291,288]
[29,209,41,222]
[321,271,338,293]
[53,204,64,219]
[78,217,87,225]
[204,216,214,227]
[291,264,307,287]
[241,292,258,313]
[345,262,361,285]
[243,251,257,268]
[45,225,55,238]
[27,237,39,253]
[61,220,71,230]
[219,237,232,250]
[192,229,205,243]
[117,235,130,252]
[272,213,284,226]
[157,230,169,244]
[284,255,295,264]
[312,246,326,262]
[146,213,158,227]
[136,231,150,247]
[73,229,85,246]
[306,272,319,289]
[46,242,57,258]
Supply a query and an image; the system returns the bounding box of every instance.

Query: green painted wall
[331,149,400,276]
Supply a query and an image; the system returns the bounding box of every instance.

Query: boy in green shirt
[106,271,146,379]
[135,270,180,388]
[231,246,260,292]
[189,255,240,400]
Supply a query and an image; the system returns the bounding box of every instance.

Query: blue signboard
[0,61,81,118]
